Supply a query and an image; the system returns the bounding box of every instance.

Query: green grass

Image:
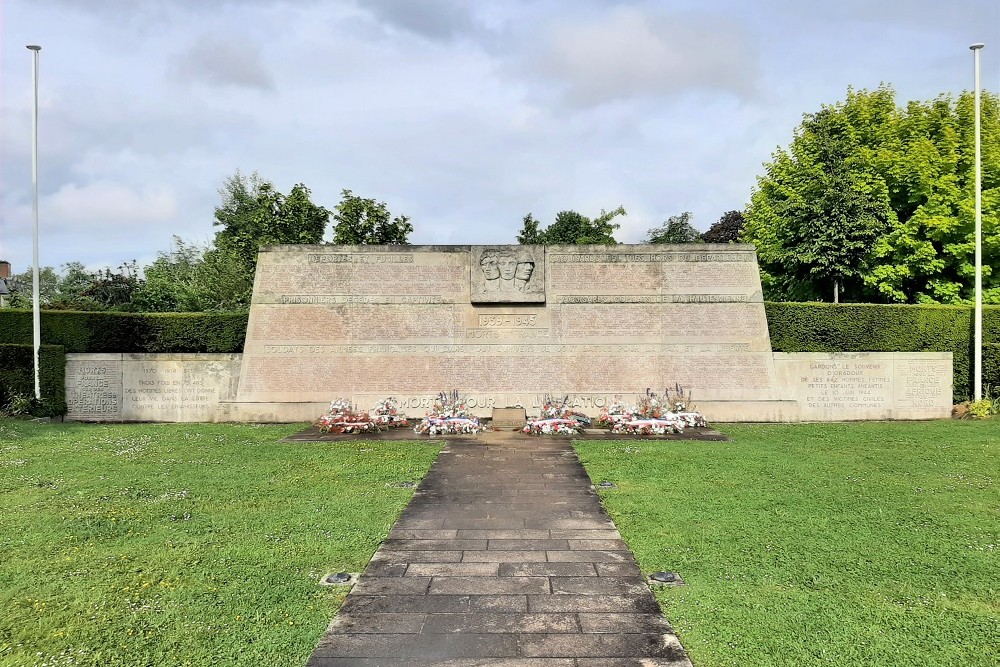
[0,421,441,667]
[575,422,999,667]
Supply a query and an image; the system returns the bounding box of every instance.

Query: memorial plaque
[66,354,123,421]
[773,352,952,420]
[121,354,241,422]
[491,407,527,429]
[470,245,545,303]
[65,354,241,422]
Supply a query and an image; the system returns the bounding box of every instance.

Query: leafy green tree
[5,263,104,310]
[644,212,703,244]
[213,170,331,276]
[82,261,143,310]
[867,91,1000,303]
[332,189,413,245]
[131,238,207,312]
[4,266,59,308]
[132,238,255,312]
[750,104,894,302]
[515,214,543,244]
[702,210,746,243]
[516,206,625,245]
[744,85,1000,303]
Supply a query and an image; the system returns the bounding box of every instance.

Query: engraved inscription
[549,252,754,263]
[66,360,122,419]
[803,360,891,411]
[277,295,445,305]
[307,253,414,264]
[126,365,218,415]
[896,360,951,409]
[256,264,466,298]
[478,314,538,327]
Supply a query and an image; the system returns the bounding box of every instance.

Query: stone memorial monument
[64,244,954,423]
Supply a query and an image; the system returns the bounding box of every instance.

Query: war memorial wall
[63,244,953,423]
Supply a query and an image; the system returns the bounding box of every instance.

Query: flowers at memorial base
[315,399,381,434]
[370,397,409,428]
[594,398,638,428]
[412,390,484,435]
[602,386,708,434]
[522,418,584,435]
[315,397,411,434]
[523,395,586,435]
[611,417,685,435]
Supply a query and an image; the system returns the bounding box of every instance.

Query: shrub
[0,344,67,417]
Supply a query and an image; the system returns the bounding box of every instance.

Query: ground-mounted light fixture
[597,480,616,488]
[322,572,353,585]
[649,571,684,585]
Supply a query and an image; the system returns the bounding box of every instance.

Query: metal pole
[27,45,41,401]
[971,43,984,402]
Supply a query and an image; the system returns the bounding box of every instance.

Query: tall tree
[131,238,256,312]
[867,91,1000,303]
[746,86,1000,303]
[515,214,543,245]
[702,210,746,243]
[516,206,625,245]
[644,212,703,244]
[332,189,413,245]
[213,170,331,276]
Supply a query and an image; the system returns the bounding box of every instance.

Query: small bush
[0,344,67,417]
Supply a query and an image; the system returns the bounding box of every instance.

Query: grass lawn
[575,421,999,667]
[0,420,441,667]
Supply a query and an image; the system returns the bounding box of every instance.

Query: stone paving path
[307,436,692,666]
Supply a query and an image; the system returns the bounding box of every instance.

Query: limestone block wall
[233,244,779,417]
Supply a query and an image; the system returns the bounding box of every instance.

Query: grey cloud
[357,0,479,40]
[533,7,759,106]
[170,37,274,90]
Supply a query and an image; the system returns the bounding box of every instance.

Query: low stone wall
[63,351,952,423]
[65,353,241,422]
[772,352,953,421]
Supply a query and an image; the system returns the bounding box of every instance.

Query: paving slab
[307,437,692,666]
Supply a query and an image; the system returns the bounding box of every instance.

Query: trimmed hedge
[987,344,1000,394]
[765,303,1000,401]
[0,310,248,353]
[0,344,67,417]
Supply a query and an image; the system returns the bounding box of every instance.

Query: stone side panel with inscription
[66,354,124,420]
[773,352,952,420]
[65,354,241,422]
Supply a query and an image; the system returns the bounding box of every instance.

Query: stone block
[491,407,527,429]
[773,352,952,420]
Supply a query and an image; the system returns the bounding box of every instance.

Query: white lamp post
[970,42,984,402]
[27,44,41,401]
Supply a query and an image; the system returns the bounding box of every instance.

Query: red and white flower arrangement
[315,397,410,434]
[370,397,409,428]
[315,399,380,434]
[522,395,586,436]
[609,387,708,435]
[413,390,483,435]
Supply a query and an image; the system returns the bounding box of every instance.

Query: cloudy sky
[1,0,997,273]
